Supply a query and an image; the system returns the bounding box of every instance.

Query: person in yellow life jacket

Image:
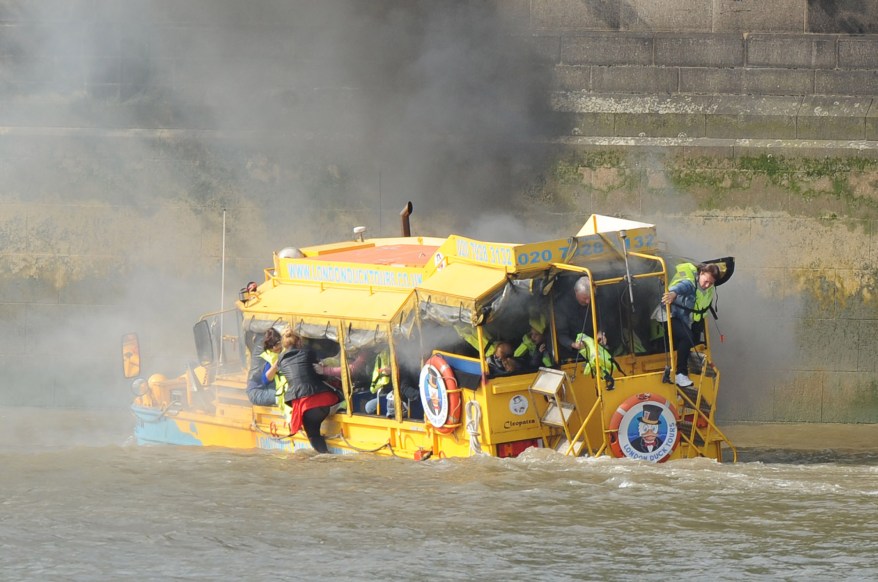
[246,328,288,406]
[453,323,495,358]
[576,332,617,389]
[661,262,720,387]
[514,315,554,370]
[364,348,392,415]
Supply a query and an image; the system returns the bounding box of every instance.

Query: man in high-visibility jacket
[661,262,720,387]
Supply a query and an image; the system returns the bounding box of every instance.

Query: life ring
[608,393,679,462]
[418,354,461,434]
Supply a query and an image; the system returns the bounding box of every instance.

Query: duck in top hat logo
[630,404,664,453]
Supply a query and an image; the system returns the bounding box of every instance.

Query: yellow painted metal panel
[246,283,414,324]
[415,262,509,306]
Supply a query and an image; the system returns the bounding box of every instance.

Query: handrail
[565,397,603,456]
[675,375,738,462]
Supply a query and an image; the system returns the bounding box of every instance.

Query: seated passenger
[514,315,554,370]
[364,348,392,414]
[246,328,286,406]
[487,341,520,376]
[367,365,423,419]
[453,323,495,358]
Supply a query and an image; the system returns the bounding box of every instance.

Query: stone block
[679,67,744,94]
[591,65,678,94]
[561,33,654,66]
[821,372,878,423]
[615,0,713,32]
[705,96,801,139]
[714,0,805,33]
[614,112,705,138]
[0,355,32,406]
[747,34,838,69]
[797,96,868,139]
[857,319,878,373]
[0,203,27,252]
[815,70,878,96]
[527,34,562,63]
[771,370,825,422]
[655,33,744,67]
[745,68,815,96]
[796,317,860,372]
[531,0,713,32]
[866,99,878,140]
[808,0,878,34]
[552,65,591,91]
[838,36,878,68]
[554,112,616,137]
[0,254,61,304]
[0,302,26,354]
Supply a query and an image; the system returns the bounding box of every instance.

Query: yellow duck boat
[124,204,736,461]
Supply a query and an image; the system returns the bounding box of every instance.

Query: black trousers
[302,406,331,454]
[670,316,694,376]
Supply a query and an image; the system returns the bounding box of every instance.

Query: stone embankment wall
[1,0,877,422]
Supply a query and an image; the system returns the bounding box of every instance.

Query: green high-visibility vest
[454,324,495,357]
[370,349,391,394]
[514,334,553,367]
[670,262,715,322]
[260,350,288,405]
[576,333,615,377]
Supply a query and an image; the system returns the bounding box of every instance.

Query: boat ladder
[528,368,589,457]
[675,351,737,461]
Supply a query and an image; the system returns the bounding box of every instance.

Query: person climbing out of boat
[246,327,287,406]
[661,262,720,387]
[513,313,554,370]
[277,330,340,454]
[554,276,608,362]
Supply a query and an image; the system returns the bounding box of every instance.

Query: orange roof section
[309,243,439,268]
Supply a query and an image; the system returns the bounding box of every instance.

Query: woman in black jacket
[276,330,340,454]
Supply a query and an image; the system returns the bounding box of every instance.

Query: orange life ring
[419,354,462,434]
[608,393,680,462]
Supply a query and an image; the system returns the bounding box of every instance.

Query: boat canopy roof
[244,214,659,330]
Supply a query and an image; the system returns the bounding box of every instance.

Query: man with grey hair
[554,275,607,361]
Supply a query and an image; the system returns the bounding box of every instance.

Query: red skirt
[288,391,340,434]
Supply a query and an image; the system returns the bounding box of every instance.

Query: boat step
[678,386,712,414]
[554,437,586,456]
[688,352,716,377]
[677,421,706,446]
[541,401,576,427]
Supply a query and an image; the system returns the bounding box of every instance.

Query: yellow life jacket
[370,349,392,394]
[576,333,615,377]
[260,350,288,406]
[514,334,553,367]
[454,324,495,357]
[670,262,715,322]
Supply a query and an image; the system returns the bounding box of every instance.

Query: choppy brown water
[1,409,877,581]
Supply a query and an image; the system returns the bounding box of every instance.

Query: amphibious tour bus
[124,204,736,462]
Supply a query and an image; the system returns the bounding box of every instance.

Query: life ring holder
[608,393,680,462]
[420,354,463,435]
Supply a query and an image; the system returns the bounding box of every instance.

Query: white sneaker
[675,373,694,387]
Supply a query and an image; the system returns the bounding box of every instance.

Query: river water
[1,408,877,581]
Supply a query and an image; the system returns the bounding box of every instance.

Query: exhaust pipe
[400,201,413,237]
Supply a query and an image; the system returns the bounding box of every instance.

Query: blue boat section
[131,405,203,446]
[133,405,352,455]
[442,353,482,376]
